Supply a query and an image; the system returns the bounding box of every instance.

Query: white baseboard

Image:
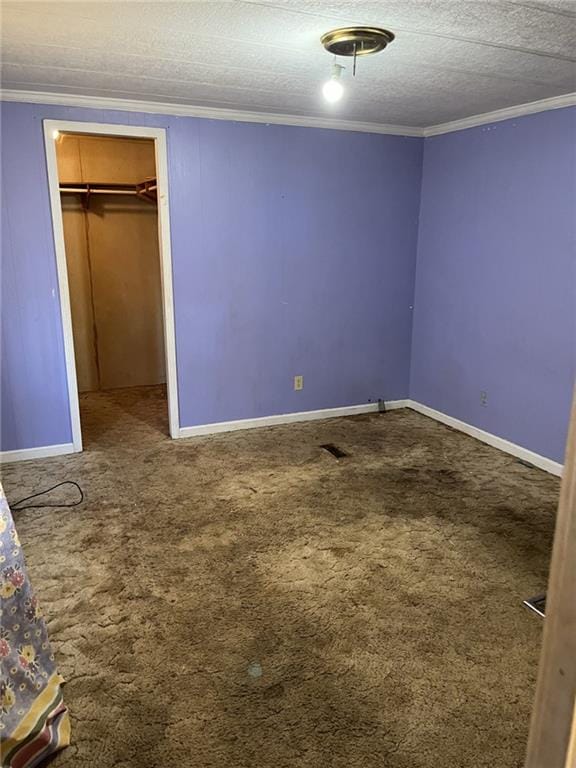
[1,401,562,477]
[408,401,563,477]
[177,400,410,438]
[0,443,76,464]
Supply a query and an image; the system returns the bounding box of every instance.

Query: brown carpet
[1,386,559,768]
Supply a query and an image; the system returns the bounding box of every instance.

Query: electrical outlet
[480,390,488,407]
[294,375,303,391]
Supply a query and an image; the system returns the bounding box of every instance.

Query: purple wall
[1,106,80,451]
[3,100,573,461]
[0,101,423,451]
[410,107,576,464]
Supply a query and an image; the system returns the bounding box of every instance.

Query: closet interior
[56,134,166,412]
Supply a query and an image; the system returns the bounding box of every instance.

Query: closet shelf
[59,178,157,206]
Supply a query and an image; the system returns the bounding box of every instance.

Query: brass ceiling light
[320,26,395,102]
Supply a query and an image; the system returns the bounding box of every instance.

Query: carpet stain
[1,385,558,768]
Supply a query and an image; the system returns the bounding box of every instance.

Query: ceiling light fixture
[320,26,395,102]
[322,61,345,103]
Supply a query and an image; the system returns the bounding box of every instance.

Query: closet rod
[60,187,137,195]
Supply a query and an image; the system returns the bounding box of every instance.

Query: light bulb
[323,77,344,103]
[52,129,60,139]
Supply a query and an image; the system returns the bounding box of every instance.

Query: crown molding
[0,89,423,137]
[1,89,574,139]
[424,92,576,137]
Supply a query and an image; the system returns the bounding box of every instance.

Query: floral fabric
[0,485,69,768]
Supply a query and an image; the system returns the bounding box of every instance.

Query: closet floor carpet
[1,386,558,768]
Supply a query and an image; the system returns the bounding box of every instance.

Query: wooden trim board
[0,443,76,464]
[2,89,574,138]
[525,389,576,768]
[43,120,180,445]
[408,401,563,476]
[177,400,410,438]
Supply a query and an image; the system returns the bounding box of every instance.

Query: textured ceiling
[1,0,575,128]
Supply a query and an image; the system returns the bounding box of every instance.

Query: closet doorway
[44,121,178,451]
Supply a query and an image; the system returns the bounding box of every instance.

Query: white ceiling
[1,0,575,129]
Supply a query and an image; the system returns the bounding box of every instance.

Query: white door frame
[43,119,180,449]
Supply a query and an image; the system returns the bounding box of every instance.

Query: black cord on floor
[10,481,84,511]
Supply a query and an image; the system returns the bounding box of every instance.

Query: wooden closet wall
[57,134,166,392]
